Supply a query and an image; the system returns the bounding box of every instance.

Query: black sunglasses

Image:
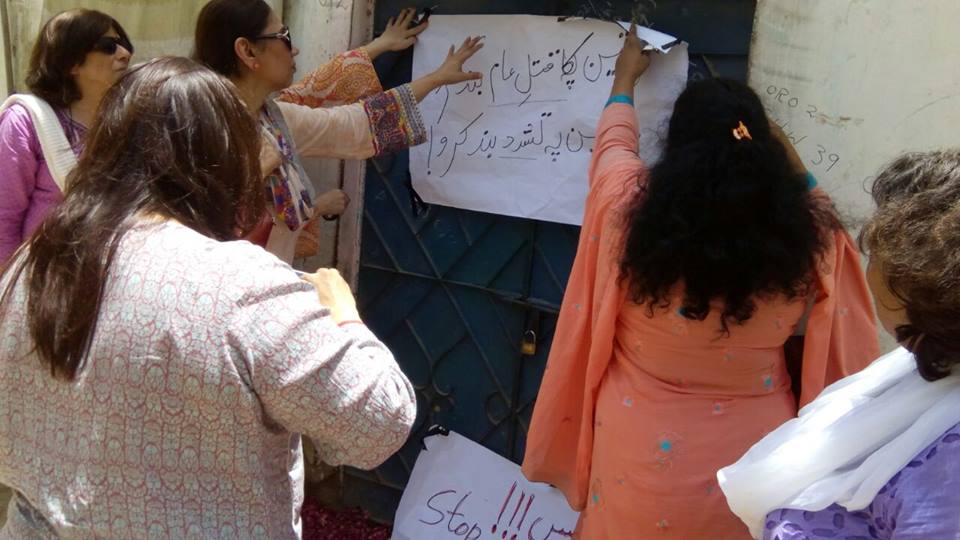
[253,26,293,50]
[92,36,134,55]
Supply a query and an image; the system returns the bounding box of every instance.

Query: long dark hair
[0,57,264,380]
[193,0,272,77]
[861,150,960,381]
[619,78,837,331]
[26,9,132,108]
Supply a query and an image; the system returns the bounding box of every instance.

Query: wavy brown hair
[26,9,132,108]
[0,57,264,380]
[860,150,960,381]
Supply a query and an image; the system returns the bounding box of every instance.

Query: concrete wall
[747,0,960,352]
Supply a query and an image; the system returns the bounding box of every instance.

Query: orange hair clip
[732,121,752,141]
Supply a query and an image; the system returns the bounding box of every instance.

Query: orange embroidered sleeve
[278,48,383,108]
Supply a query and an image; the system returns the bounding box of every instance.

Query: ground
[0,484,387,537]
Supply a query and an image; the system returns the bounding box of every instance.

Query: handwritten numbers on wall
[763,84,842,173]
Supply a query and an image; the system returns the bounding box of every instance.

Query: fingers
[301,268,348,287]
[623,23,651,54]
[334,190,350,213]
[322,268,347,283]
[300,271,320,286]
[317,189,349,207]
[386,7,415,30]
[458,36,471,52]
[453,36,484,59]
[407,18,429,37]
[396,7,415,28]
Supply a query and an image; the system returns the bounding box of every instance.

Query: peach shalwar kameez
[522,103,879,539]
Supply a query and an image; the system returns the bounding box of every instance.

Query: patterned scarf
[260,107,313,231]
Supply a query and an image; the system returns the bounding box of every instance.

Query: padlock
[521,330,537,356]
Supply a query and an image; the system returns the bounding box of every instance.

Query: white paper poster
[410,15,688,225]
[391,431,579,540]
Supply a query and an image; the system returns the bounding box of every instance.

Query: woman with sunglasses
[0,9,133,265]
[195,0,483,262]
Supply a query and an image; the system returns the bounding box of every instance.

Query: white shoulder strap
[0,94,79,191]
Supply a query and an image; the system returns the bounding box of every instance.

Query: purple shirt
[764,421,960,540]
[0,103,86,263]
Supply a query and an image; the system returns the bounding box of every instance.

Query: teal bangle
[805,171,818,190]
[605,94,634,107]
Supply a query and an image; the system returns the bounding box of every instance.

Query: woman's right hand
[614,23,652,84]
[300,268,361,324]
[364,7,429,59]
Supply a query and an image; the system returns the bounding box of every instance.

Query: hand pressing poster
[410,15,688,225]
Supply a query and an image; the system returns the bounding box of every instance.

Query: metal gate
[345,0,758,522]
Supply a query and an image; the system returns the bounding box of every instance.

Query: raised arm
[276,7,432,108]
[278,48,383,108]
[278,36,485,159]
[589,24,651,186]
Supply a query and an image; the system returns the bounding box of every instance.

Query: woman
[273,7,430,260]
[521,27,879,538]
[0,57,415,539]
[720,150,960,540]
[0,9,132,264]
[194,0,483,262]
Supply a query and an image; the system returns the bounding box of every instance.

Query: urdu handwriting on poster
[410,15,688,225]
[391,431,579,540]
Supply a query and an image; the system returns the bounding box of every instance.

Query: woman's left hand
[365,7,428,59]
[427,36,484,86]
[314,189,350,216]
[407,36,484,101]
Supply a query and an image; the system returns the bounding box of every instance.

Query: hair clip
[732,121,752,141]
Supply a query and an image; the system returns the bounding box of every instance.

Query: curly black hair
[619,78,838,332]
[860,150,960,381]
